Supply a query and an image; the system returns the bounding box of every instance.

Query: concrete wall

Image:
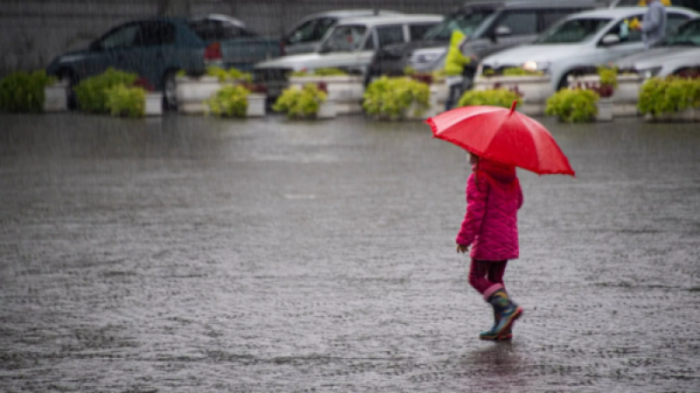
[0,0,466,75]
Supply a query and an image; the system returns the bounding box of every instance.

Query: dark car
[611,0,700,13]
[46,14,281,109]
[366,0,605,88]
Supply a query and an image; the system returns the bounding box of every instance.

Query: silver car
[615,17,700,78]
[255,14,443,98]
[282,10,403,55]
[477,7,698,92]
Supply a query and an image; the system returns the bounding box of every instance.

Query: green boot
[488,289,522,337]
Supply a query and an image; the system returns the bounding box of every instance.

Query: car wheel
[163,70,178,111]
[557,72,572,92]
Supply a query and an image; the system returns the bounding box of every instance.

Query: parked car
[614,17,700,78]
[610,0,700,13]
[46,15,281,109]
[282,9,402,55]
[254,14,443,98]
[476,6,698,92]
[366,0,606,88]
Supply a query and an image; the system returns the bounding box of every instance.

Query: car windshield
[665,19,700,46]
[536,17,611,44]
[422,10,493,41]
[319,25,367,53]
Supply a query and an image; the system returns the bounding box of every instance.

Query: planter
[176,76,222,114]
[644,108,698,122]
[596,98,613,122]
[568,74,643,117]
[145,92,163,116]
[475,75,550,116]
[43,81,68,112]
[289,75,364,115]
[316,100,337,119]
[246,93,266,117]
[426,82,449,118]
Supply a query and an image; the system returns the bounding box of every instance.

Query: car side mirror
[600,34,621,46]
[495,26,512,37]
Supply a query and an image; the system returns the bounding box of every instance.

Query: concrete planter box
[596,98,613,122]
[246,93,266,117]
[427,82,449,117]
[176,76,222,114]
[475,75,550,116]
[43,81,68,112]
[289,75,364,115]
[568,74,643,117]
[145,92,163,116]
[316,101,337,119]
[645,107,698,122]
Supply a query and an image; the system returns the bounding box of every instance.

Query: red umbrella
[426,101,575,176]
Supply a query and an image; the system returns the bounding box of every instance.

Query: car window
[665,18,700,46]
[320,25,367,52]
[537,17,611,44]
[667,13,691,35]
[98,23,140,50]
[541,10,583,32]
[288,19,319,44]
[603,15,644,44]
[136,22,176,46]
[317,18,338,40]
[495,11,538,35]
[409,23,435,41]
[364,31,376,50]
[376,25,405,48]
[423,10,494,41]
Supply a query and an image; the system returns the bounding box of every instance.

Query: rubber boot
[488,289,522,337]
[479,308,513,341]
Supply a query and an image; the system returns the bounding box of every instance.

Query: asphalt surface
[1,113,699,392]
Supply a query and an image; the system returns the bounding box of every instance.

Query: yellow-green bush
[205,66,252,83]
[362,76,430,120]
[545,88,599,123]
[206,85,250,118]
[290,68,348,77]
[0,70,56,113]
[106,85,145,118]
[458,89,522,108]
[638,77,700,116]
[74,68,138,114]
[273,83,327,119]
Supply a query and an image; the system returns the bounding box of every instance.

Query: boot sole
[495,307,523,336]
[479,332,513,341]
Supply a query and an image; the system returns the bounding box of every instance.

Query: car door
[83,22,141,79]
[485,10,539,57]
[595,13,648,64]
[132,21,177,90]
[355,25,405,72]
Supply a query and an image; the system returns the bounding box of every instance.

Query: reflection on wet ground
[1,113,699,392]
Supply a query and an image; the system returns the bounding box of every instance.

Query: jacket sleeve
[642,6,662,33]
[456,173,489,246]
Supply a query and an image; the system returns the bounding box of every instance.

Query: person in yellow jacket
[444,30,471,110]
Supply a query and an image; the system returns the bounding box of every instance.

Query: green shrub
[545,88,599,123]
[74,68,138,113]
[457,89,522,109]
[362,76,430,120]
[638,77,700,116]
[597,66,618,89]
[205,85,250,118]
[502,67,544,77]
[273,83,327,119]
[106,85,145,118]
[290,68,348,77]
[0,70,56,113]
[206,66,252,83]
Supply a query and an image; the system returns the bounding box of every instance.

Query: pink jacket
[456,160,523,261]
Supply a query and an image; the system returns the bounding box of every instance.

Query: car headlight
[522,61,551,72]
[639,66,662,79]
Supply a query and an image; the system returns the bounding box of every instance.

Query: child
[456,152,523,340]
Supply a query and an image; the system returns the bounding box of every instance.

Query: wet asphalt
[1,113,699,392]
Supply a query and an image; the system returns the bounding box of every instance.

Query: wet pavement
[1,113,699,392]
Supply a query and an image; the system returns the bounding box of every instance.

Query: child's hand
[456,243,470,254]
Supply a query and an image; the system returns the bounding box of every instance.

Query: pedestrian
[456,151,524,341]
[444,30,471,111]
[635,0,668,49]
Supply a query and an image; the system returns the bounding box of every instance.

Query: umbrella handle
[509,100,517,116]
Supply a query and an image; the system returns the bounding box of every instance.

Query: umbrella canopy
[426,101,575,176]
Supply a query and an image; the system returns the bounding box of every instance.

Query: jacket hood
[474,159,516,184]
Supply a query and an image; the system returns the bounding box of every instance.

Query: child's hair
[467,151,480,165]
